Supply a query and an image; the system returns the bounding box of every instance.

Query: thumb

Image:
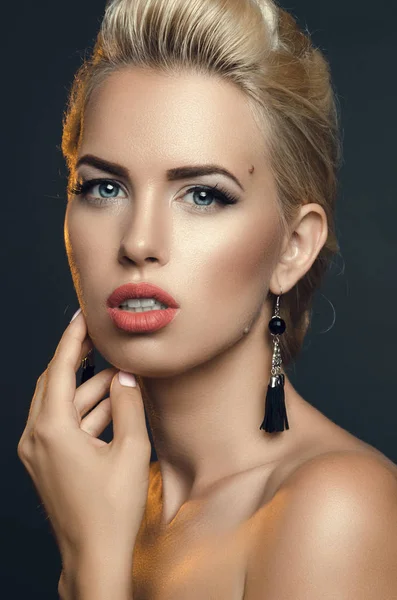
[110,371,148,448]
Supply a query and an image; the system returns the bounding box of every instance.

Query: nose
[118,193,171,268]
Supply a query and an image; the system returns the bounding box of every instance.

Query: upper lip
[107,282,179,309]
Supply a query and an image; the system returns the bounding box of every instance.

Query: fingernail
[70,308,82,323]
[118,371,137,387]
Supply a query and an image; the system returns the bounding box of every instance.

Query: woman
[18,0,397,598]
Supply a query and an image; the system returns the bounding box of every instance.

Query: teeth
[123,298,156,308]
[118,298,168,311]
[121,307,164,313]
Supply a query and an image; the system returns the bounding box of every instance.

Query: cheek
[66,207,107,265]
[182,216,280,335]
[204,221,278,298]
[65,209,109,298]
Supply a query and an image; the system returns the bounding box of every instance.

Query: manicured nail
[119,371,137,387]
[70,308,82,323]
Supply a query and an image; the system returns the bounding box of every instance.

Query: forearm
[60,548,134,600]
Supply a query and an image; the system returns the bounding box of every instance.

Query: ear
[269,203,328,295]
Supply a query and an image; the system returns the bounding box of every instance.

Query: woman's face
[65,67,282,377]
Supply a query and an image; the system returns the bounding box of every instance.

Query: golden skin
[64,66,328,529]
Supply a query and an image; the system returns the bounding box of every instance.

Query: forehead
[80,67,266,174]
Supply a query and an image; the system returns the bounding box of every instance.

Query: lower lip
[107,306,179,333]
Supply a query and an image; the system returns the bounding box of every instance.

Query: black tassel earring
[80,349,96,385]
[260,289,289,433]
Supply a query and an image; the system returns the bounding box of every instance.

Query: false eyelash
[206,183,239,205]
[69,178,239,209]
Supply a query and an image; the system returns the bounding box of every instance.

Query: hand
[17,309,151,564]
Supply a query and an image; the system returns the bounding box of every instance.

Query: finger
[24,372,47,431]
[74,367,118,420]
[79,396,112,438]
[109,372,150,451]
[26,335,95,430]
[42,309,89,424]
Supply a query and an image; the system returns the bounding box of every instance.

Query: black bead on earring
[260,289,289,433]
[80,349,96,385]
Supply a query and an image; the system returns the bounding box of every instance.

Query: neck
[139,308,303,504]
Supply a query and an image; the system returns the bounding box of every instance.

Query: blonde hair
[62,0,342,368]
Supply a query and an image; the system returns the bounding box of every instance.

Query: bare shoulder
[279,449,397,535]
[282,448,397,495]
[245,450,397,600]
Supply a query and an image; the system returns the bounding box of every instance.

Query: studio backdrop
[2,0,396,597]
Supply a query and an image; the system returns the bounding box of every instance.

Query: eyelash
[68,178,239,213]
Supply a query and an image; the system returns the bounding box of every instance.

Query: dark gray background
[3,0,396,597]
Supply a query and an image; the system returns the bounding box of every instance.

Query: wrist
[61,546,134,600]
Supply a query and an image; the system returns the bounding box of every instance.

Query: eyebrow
[75,154,245,192]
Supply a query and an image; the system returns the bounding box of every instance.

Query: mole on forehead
[248,165,255,174]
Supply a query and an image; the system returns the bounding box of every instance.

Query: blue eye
[69,179,126,203]
[184,185,239,211]
[69,178,239,212]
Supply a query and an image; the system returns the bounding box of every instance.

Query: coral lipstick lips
[106,282,180,333]
[107,307,179,333]
[107,282,179,309]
